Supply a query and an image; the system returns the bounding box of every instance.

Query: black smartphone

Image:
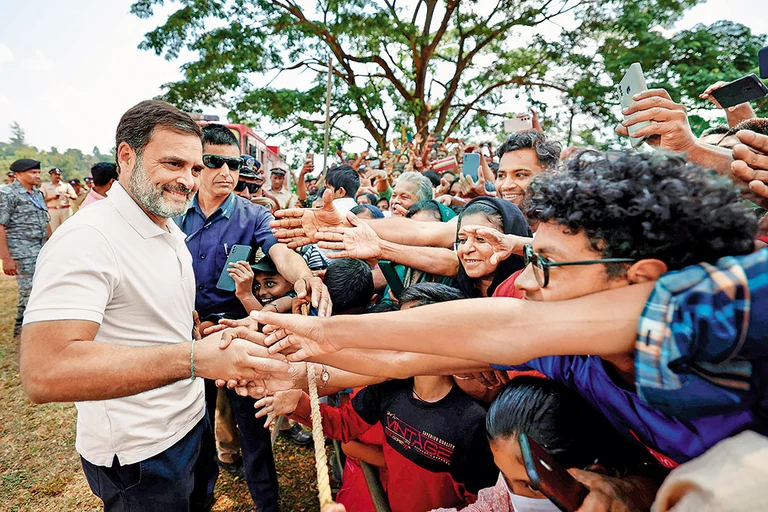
[378,260,404,298]
[216,244,253,292]
[711,74,768,108]
[760,45,768,79]
[519,433,589,512]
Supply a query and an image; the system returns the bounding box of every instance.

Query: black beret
[9,159,41,173]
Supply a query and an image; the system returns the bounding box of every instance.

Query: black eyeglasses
[202,154,243,170]
[234,181,261,193]
[523,244,636,288]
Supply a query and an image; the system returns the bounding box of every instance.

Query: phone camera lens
[626,86,631,94]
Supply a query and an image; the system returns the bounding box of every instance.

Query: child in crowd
[229,256,295,314]
[256,283,498,512]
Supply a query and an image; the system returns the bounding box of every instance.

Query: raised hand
[293,276,332,317]
[462,225,529,264]
[228,260,255,300]
[617,88,697,153]
[254,389,304,427]
[700,81,757,128]
[458,170,490,199]
[732,130,768,201]
[271,189,349,249]
[316,212,383,262]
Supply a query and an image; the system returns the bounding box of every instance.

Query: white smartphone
[619,63,650,148]
[504,113,533,133]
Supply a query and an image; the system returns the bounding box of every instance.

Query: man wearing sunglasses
[245,150,759,510]
[175,124,329,512]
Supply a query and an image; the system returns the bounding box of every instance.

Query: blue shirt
[493,356,755,467]
[175,193,277,318]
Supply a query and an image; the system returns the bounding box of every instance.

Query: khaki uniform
[0,181,49,336]
[41,181,77,231]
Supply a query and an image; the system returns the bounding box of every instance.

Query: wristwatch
[318,365,330,390]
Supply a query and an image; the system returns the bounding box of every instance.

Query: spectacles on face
[202,154,243,171]
[234,181,261,193]
[522,244,636,288]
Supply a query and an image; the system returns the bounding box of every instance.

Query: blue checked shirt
[636,248,768,420]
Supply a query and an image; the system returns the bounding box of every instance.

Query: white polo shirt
[24,182,204,467]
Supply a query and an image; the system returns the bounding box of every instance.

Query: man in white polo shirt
[19,100,293,512]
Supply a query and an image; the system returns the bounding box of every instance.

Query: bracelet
[190,339,196,380]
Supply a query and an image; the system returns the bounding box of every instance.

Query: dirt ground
[0,273,322,511]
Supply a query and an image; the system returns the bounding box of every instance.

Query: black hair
[495,132,561,172]
[376,197,390,209]
[526,150,757,273]
[327,164,360,198]
[456,197,530,297]
[726,118,768,137]
[90,162,118,186]
[359,192,378,204]
[324,258,374,315]
[115,100,202,160]
[398,282,466,307]
[486,377,652,474]
[700,124,730,137]
[406,200,442,221]
[201,124,239,147]
[422,170,441,187]
[351,204,384,219]
[368,301,400,313]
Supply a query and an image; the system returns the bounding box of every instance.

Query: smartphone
[711,74,768,108]
[619,63,650,148]
[760,45,768,79]
[503,113,533,133]
[378,260,404,298]
[216,244,253,292]
[307,152,314,161]
[519,433,589,512]
[462,153,481,182]
[369,159,381,169]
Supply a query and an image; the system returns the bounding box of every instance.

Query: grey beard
[128,160,193,218]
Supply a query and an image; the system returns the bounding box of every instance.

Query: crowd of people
[7,70,768,512]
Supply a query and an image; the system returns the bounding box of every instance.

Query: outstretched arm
[258,283,654,365]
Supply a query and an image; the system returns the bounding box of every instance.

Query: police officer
[0,159,50,337]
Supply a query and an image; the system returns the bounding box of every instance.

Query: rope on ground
[303,303,335,511]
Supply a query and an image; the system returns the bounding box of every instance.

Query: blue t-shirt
[176,193,277,318]
[493,356,756,467]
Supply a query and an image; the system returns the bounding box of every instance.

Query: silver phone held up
[619,63,650,148]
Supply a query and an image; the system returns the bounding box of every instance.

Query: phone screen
[462,153,481,181]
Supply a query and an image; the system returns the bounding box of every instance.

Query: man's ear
[116,142,135,176]
[626,258,668,284]
[368,293,379,307]
[338,186,346,198]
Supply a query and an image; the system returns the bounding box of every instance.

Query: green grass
[0,273,321,511]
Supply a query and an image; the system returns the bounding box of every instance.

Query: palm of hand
[303,207,345,242]
[344,224,381,260]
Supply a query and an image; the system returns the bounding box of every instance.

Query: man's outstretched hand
[271,189,349,248]
[316,212,383,262]
[253,310,340,361]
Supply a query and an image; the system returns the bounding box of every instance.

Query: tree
[132,0,765,148]
[9,121,26,149]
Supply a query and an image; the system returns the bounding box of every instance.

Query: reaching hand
[195,330,294,382]
[300,159,314,176]
[616,89,697,153]
[530,108,544,132]
[253,310,340,361]
[293,276,332,317]
[435,176,452,197]
[228,260,255,299]
[458,171,491,199]
[732,130,768,202]
[316,212,383,262]
[462,225,528,264]
[254,389,304,427]
[271,189,349,249]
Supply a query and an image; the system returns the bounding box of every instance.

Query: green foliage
[132,0,767,148]
[0,123,111,183]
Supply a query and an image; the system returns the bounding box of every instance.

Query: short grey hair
[396,172,433,202]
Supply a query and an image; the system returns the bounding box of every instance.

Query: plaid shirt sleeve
[635,248,768,418]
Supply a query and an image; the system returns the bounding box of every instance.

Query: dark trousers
[81,416,217,512]
[203,379,280,512]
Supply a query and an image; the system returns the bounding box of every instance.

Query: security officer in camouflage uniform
[0,159,50,337]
